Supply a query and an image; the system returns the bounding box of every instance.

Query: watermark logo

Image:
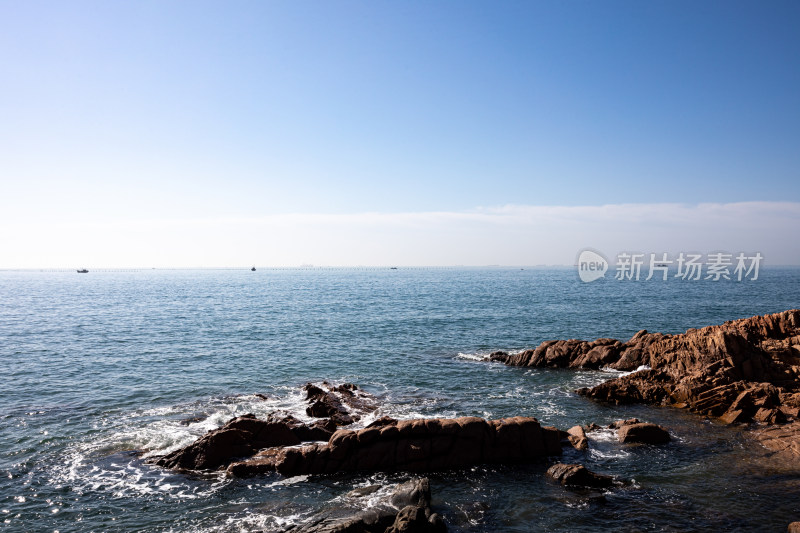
[577,249,609,283]
[577,249,763,282]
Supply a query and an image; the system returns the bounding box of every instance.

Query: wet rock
[617,423,671,444]
[488,350,509,363]
[566,425,588,450]
[284,478,445,533]
[303,382,378,426]
[227,416,562,477]
[155,414,300,470]
[179,415,207,426]
[608,418,640,429]
[546,463,614,489]
[154,413,347,471]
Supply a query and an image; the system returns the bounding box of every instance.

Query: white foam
[600,364,651,377]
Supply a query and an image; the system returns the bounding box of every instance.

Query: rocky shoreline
[492,309,800,459]
[149,310,800,531]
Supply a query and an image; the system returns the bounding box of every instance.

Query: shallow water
[2,267,799,532]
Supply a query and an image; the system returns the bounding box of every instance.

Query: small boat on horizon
[251,266,256,271]
[77,269,88,273]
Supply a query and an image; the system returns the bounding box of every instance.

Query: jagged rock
[154,414,300,470]
[494,310,800,454]
[608,418,640,429]
[267,413,338,442]
[283,478,445,533]
[566,425,588,450]
[488,351,509,362]
[617,423,671,444]
[227,416,563,477]
[754,407,787,425]
[546,463,614,489]
[303,382,378,426]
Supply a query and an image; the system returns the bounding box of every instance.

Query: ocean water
[2,267,800,532]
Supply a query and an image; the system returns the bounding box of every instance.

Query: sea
[2,267,800,532]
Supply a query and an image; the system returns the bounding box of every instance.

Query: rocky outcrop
[227,416,563,477]
[546,463,614,489]
[495,311,800,430]
[284,478,446,533]
[304,382,378,426]
[153,414,334,471]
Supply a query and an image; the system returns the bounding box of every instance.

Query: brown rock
[788,521,800,533]
[154,414,301,470]
[752,421,800,461]
[720,408,750,425]
[283,477,446,533]
[617,423,671,444]
[303,382,378,426]
[546,463,614,489]
[754,407,787,425]
[566,425,588,450]
[608,418,640,429]
[490,310,800,456]
[227,416,562,477]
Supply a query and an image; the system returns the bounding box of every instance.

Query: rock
[494,310,800,455]
[154,413,348,471]
[154,414,300,470]
[754,407,787,425]
[608,418,640,429]
[546,463,614,489]
[788,521,800,533]
[617,423,671,444]
[753,421,800,461]
[284,478,446,533]
[566,425,588,450]
[227,416,563,477]
[720,408,750,425]
[488,351,509,363]
[303,382,378,426]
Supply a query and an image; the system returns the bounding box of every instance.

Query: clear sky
[1,1,799,267]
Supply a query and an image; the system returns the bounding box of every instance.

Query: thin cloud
[2,202,799,268]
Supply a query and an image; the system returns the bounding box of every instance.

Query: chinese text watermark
[577,249,762,282]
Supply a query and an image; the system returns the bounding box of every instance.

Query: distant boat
[390,267,398,270]
[77,269,88,273]
[251,266,256,271]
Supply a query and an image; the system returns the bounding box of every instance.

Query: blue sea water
[2,267,800,532]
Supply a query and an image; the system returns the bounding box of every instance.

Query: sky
[1,1,799,267]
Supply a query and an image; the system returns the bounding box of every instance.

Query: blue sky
[1,1,799,266]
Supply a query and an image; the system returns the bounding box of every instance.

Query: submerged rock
[616,422,671,444]
[546,463,614,489]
